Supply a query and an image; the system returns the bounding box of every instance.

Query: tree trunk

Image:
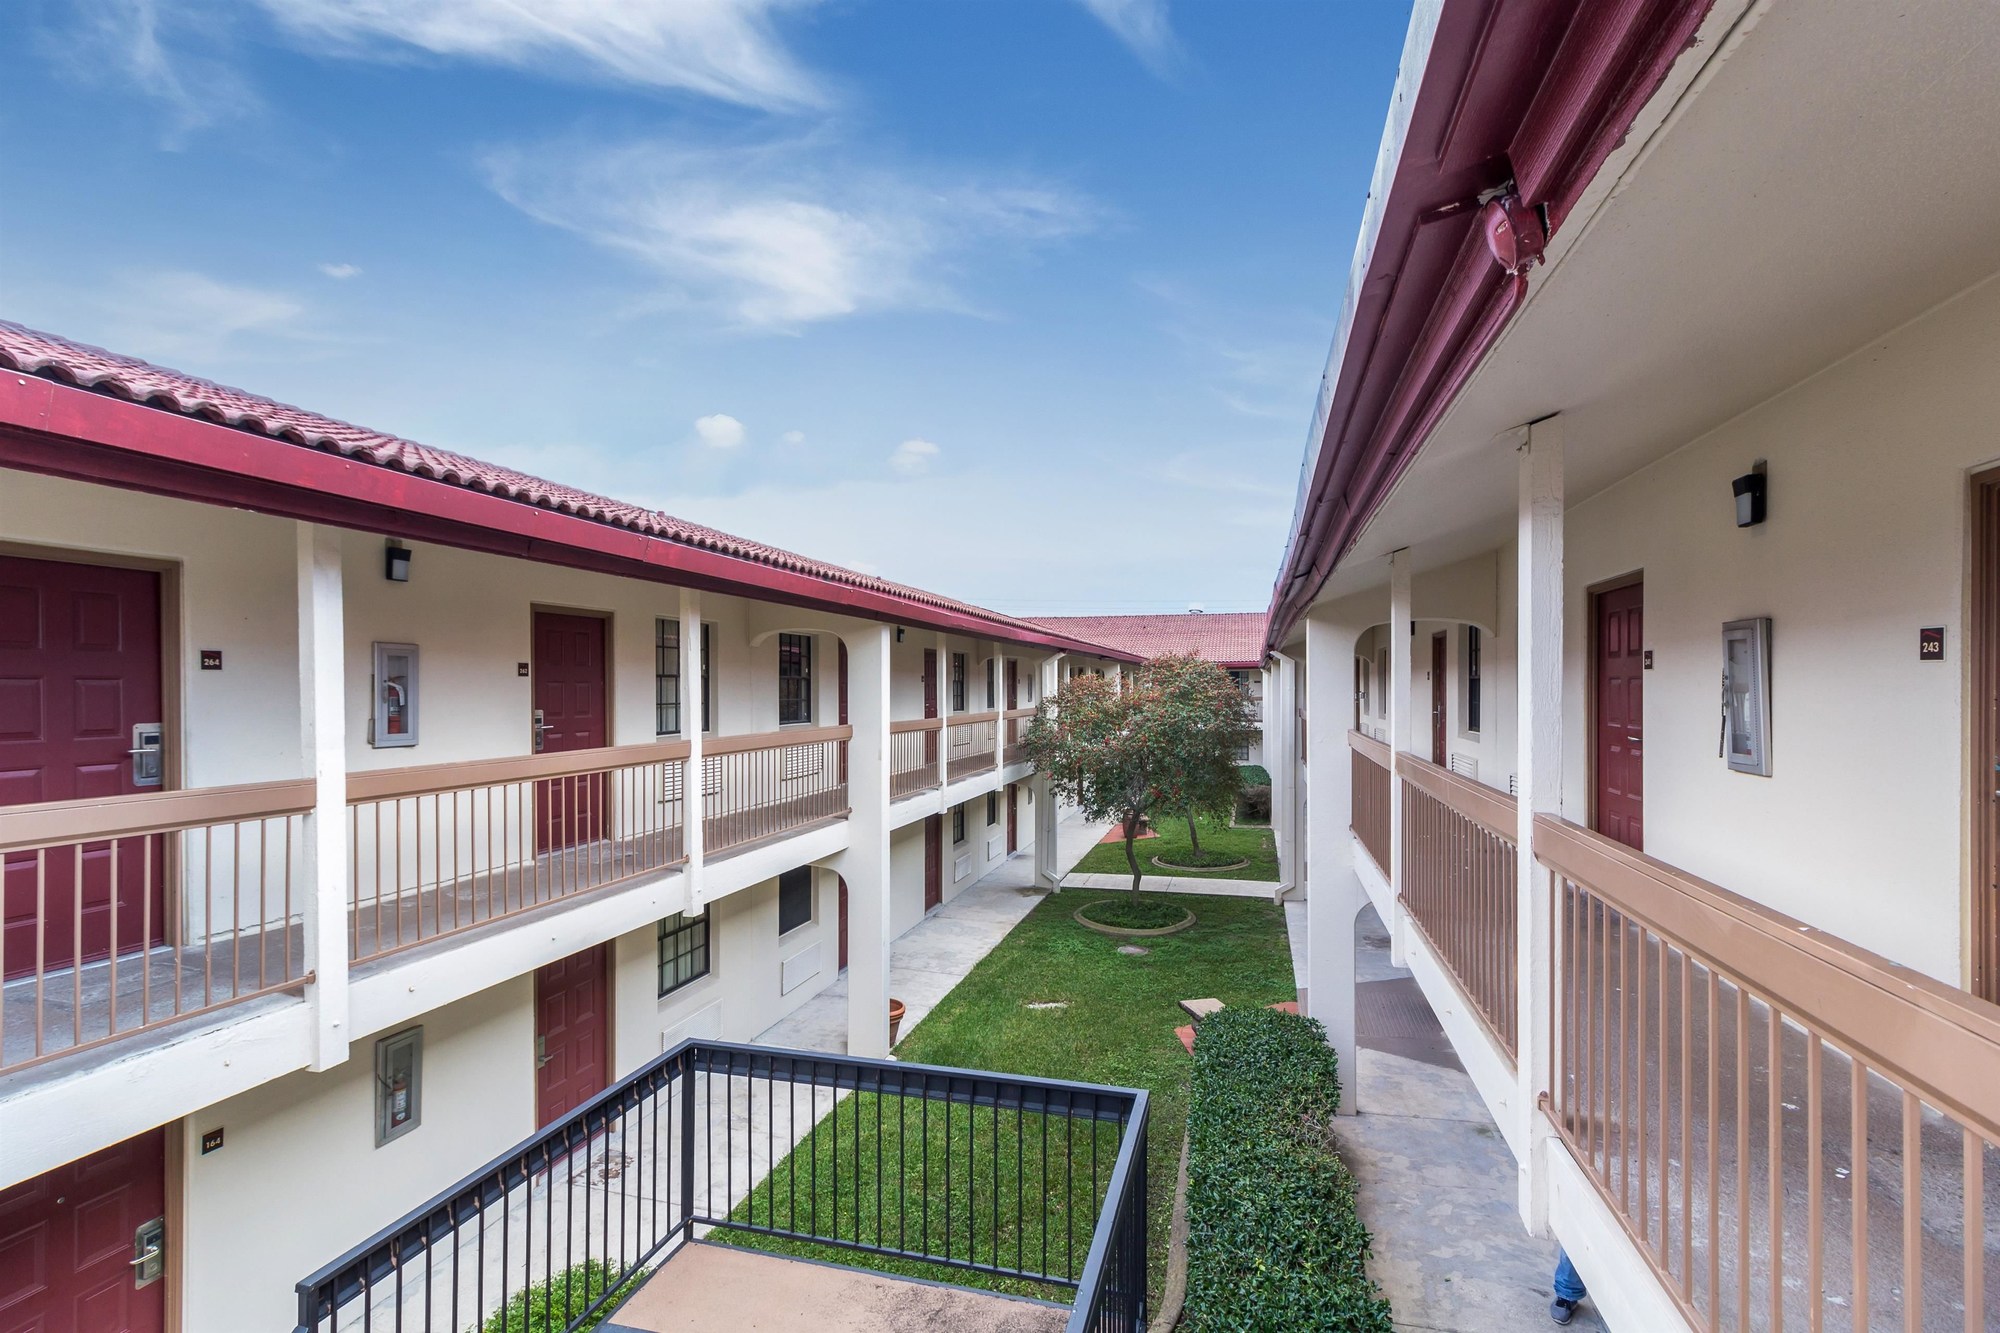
[1124,811,1144,893]
[1185,811,1203,855]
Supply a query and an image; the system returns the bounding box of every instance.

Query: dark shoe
[1550,1297,1580,1325]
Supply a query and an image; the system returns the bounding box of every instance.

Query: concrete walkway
[1287,902,1607,1332]
[1060,870,1279,897]
[754,812,1111,1054]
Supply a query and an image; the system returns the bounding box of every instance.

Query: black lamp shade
[385,544,413,582]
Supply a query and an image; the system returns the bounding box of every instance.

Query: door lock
[535,1034,555,1069]
[532,709,548,754]
[129,723,164,787]
[131,1215,165,1287]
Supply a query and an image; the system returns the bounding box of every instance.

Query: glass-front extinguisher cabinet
[372,642,419,748]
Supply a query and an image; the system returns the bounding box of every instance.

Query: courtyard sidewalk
[1285,902,1607,1332]
[753,812,1112,1053]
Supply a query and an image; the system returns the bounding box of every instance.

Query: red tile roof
[0,319,1128,656]
[1024,612,1267,667]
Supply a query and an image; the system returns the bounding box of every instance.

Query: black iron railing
[294,1039,1147,1333]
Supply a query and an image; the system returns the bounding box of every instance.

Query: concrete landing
[606,1243,1067,1332]
[1297,903,1608,1332]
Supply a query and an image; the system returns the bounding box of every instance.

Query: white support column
[1515,415,1565,1231]
[990,646,1005,771]
[1303,608,1364,1110]
[680,588,706,907]
[838,624,894,1057]
[1033,654,1062,890]
[1268,652,1302,895]
[935,631,952,792]
[1386,549,1413,967]
[297,522,348,1071]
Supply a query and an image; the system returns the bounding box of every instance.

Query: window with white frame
[656,912,710,996]
[658,620,713,735]
[778,633,813,725]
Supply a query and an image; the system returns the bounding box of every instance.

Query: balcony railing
[347,743,690,964]
[1540,816,2000,1333]
[1348,729,1391,876]
[946,713,998,783]
[1002,707,1036,766]
[890,718,941,799]
[702,726,850,857]
[1,779,315,1075]
[1399,753,1517,1060]
[293,1039,1149,1333]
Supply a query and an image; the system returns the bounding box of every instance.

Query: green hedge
[1237,763,1272,788]
[1183,1008,1393,1332]
[480,1260,639,1333]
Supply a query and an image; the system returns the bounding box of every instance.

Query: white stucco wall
[1556,277,2000,984]
[0,473,304,786]
[180,976,535,1332]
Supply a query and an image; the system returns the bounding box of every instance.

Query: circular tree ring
[1149,855,1251,873]
[1073,902,1196,937]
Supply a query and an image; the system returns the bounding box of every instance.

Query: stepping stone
[1117,944,1149,956]
[1267,1001,1300,1016]
[1178,997,1225,1022]
[1175,1024,1197,1055]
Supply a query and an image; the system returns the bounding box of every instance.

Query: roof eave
[0,373,1141,661]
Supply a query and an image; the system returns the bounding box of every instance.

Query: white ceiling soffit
[1310,0,2000,605]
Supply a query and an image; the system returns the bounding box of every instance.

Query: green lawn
[1067,811,1278,882]
[719,890,1296,1309]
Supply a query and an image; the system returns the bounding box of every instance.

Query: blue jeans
[1554,1250,1587,1303]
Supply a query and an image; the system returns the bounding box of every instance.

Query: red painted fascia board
[1265,0,1714,653]
[0,372,1136,662]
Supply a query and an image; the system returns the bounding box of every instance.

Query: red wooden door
[0,1129,166,1332]
[923,815,943,910]
[837,875,848,971]
[1,557,166,979]
[532,612,608,855]
[1430,632,1447,766]
[1006,785,1018,854]
[1594,583,1645,850]
[534,945,609,1126]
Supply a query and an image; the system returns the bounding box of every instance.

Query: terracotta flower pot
[888,998,907,1046]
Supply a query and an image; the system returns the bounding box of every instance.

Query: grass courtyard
[721,887,1297,1308]
[1066,810,1279,882]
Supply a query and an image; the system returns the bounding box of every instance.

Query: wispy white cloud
[44,0,260,143]
[97,269,308,360]
[781,430,806,445]
[889,438,939,475]
[317,262,362,280]
[1074,0,1183,78]
[484,134,1097,331]
[694,413,746,448]
[250,0,830,110]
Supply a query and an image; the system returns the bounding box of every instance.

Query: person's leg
[1553,1250,1587,1302]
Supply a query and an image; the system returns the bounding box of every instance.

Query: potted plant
[888,998,907,1045]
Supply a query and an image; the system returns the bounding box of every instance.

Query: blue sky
[2,1,1411,616]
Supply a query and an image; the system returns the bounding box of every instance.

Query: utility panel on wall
[1721,618,1772,776]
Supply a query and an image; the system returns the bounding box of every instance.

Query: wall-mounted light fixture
[1732,463,1767,528]
[384,541,413,582]
[895,626,906,643]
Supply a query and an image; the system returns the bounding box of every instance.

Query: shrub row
[1237,763,1272,788]
[1235,784,1271,823]
[1182,1007,1393,1332]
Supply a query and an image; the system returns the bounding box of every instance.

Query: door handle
[535,1035,554,1069]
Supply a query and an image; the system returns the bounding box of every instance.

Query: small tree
[1022,653,1257,891]
[1143,654,1257,855]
